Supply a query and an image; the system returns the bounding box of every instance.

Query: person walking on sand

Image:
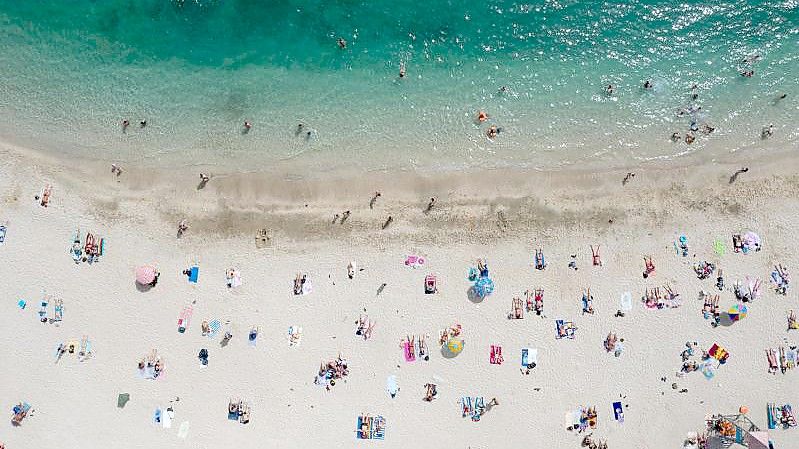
[622,172,635,185]
[382,216,393,229]
[198,173,211,189]
[370,191,381,209]
[425,197,435,213]
[177,219,188,237]
[729,167,749,184]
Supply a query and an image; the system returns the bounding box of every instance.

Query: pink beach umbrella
[135,265,158,285]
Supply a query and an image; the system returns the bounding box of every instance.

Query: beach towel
[490,345,503,365]
[521,348,538,367]
[163,407,174,429]
[153,408,162,424]
[701,362,715,380]
[117,393,130,408]
[206,319,222,338]
[248,328,258,347]
[386,375,398,398]
[53,302,63,322]
[0,223,6,244]
[177,421,190,439]
[288,325,302,346]
[372,416,386,440]
[405,255,425,268]
[620,292,632,312]
[177,306,193,333]
[17,299,26,309]
[472,397,485,422]
[403,341,416,362]
[714,238,726,256]
[188,266,199,283]
[38,299,48,322]
[613,401,624,423]
[461,397,472,417]
[555,320,576,339]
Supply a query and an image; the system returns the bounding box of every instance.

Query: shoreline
[3,138,796,246]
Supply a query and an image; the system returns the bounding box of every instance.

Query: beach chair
[590,245,602,266]
[424,274,437,294]
[177,306,193,333]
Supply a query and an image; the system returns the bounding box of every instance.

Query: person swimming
[486,125,501,139]
[643,80,653,89]
[477,111,488,123]
[139,119,147,128]
[399,62,406,78]
[337,37,347,49]
[295,123,305,136]
[606,84,614,95]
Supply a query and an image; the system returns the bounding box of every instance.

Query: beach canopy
[728,303,748,322]
[135,265,157,285]
[447,338,464,355]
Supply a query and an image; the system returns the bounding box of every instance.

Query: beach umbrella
[135,265,158,285]
[728,303,748,322]
[447,338,464,355]
[474,276,494,297]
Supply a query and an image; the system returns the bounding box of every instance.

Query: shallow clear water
[0,1,797,174]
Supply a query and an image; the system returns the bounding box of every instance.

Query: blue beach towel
[188,266,199,283]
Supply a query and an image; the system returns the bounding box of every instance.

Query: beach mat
[117,393,130,408]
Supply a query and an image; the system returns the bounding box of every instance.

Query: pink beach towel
[403,341,416,362]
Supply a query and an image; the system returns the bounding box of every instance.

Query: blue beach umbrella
[474,277,494,298]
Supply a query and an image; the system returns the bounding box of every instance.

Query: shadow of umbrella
[467,286,484,304]
[716,312,735,327]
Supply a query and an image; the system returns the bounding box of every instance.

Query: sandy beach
[2,139,798,448]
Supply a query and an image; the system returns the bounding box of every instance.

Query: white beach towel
[177,421,190,439]
[620,292,632,312]
[163,407,174,429]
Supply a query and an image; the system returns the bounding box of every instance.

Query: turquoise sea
[0,1,796,174]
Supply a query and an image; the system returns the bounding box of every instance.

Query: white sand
[1,141,797,448]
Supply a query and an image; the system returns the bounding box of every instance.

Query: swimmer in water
[477,111,488,123]
[121,119,130,132]
[337,37,347,49]
[140,119,147,128]
[243,121,252,133]
[606,84,614,95]
[671,132,682,142]
[761,124,774,139]
[685,133,695,144]
[399,62,406,78]
[498,86,508,94]
[691,83,699,100]
[740,70,754,78]
[643,80,653,89]
[486,125,501,139]
[295,123,305,136]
